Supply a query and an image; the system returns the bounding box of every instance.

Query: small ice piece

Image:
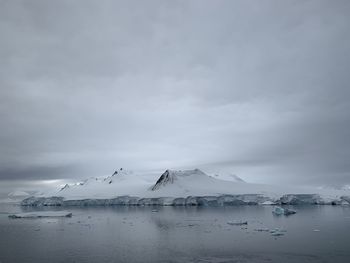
[227,220,248,226]
[261,201,276,205]
[8,211,72,218]
[284,208,297,215]
[271,232,284,236]
[270,228,286,236]
[254,228,270,232]
[151,209,159,212]
[313,229,321,232]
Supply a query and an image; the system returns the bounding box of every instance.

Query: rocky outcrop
[151,169,207,191]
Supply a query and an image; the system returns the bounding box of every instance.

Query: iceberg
[227,220,248,226]
[272,206,284,215]
[272,206,296,216]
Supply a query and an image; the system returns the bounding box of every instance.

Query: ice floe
[8,211,72,218]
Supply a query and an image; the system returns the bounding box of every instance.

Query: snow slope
[211,173,246,183]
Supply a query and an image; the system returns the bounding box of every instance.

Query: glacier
[19,168,350,207]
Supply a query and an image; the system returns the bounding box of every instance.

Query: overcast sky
[1,0,350,194]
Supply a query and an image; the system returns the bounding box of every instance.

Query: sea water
[0,204,349,262]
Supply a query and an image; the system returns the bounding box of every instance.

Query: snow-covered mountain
[8,190,30,199]
[148,169,258,197]
[52,168,150,200]
[318,184,350,191]
[19,168,350,206]
[0,190,31,203]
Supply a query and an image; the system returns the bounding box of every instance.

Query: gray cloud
[0,0,350,188]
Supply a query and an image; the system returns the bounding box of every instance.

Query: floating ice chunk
[272,206,296,216]
[227,220,248,226]
[284,208,297,215]
[270,228,286,236]
[261,201,276,205]
[271,232,284,236]
[254,228,270,232]
[8,211,72,218]
[340,200,349,206]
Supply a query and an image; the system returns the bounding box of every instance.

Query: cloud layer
[1,0,350,186]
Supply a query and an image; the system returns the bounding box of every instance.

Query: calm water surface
[0,204,349,263]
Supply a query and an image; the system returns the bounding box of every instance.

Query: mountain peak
[151,169,207,191]
[103,168,134,184]
[112,167,125,176]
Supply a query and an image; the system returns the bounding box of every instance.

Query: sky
[1,0,350,195]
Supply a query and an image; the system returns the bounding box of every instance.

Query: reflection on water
[0,204,349,262]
